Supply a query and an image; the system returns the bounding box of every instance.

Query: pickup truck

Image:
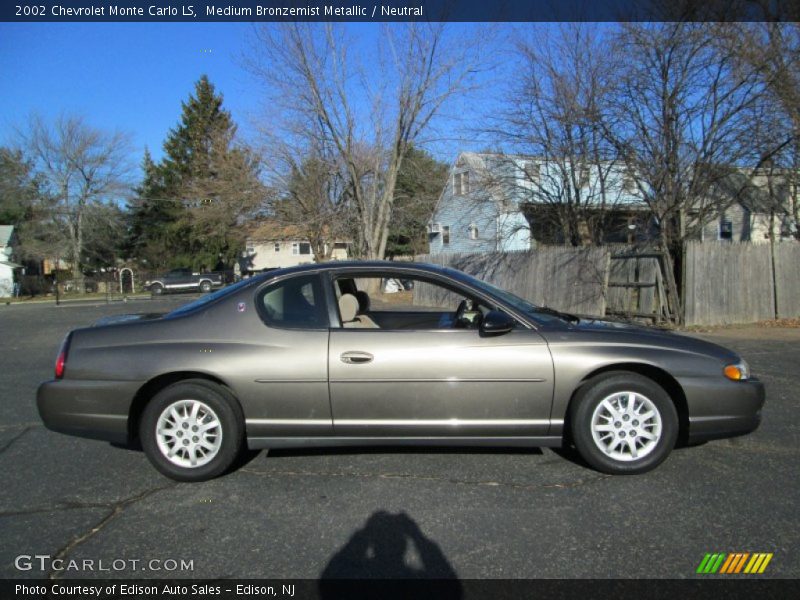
[145,269,224,295]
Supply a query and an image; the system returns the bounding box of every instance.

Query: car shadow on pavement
[319,510,462,599]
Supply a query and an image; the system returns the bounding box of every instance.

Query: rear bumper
[680,376,765,442]
[37,379,140,445]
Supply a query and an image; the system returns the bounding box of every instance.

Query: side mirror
[480,310,515,336]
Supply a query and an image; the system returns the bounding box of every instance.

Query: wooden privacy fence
[414,247,611,316]
[414,241,799,326]
[684,241,800,326]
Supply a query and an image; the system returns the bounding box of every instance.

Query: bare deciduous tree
[598,23,774,318]
[249,23,480,260]
[487,24,629,246]
[721,20,800,228]
[19,114,132,290]
[604,24,770,246]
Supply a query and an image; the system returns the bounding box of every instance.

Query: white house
[241,221,349,272]
[0,225,22,297]
[428,153,532,254]
[430,153,798,251]
[429,152,646,253]
[688,168,798,242]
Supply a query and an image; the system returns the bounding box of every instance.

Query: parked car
[144,268,224,295]
[37,261,764,481]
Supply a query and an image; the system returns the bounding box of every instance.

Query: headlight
[723,360,750,381]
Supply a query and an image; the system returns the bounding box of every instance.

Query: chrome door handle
[340,351,374,364]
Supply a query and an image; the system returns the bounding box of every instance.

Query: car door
[235,273,334,440]
[328,275,555,437]
[165,269,190,290]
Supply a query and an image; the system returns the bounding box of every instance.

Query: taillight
[55,334,71,379]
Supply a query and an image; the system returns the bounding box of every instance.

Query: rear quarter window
[257,274,329,330]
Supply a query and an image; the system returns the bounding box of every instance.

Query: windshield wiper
[532,306,580,324]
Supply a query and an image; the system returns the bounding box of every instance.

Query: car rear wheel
[150,283,164,295]
[199,280,212,293]
[570,372,678,475]
[140,380,244,481]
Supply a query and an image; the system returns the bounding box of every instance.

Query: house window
[524,162,540,184]
[623,171,636,193]
[292,242,312,255]
[274,243,280,252]
[469,224,479,240]
[578,163,590,188]
[246,247,255,255]
[454,172,470,196]
[719,218,733,240]
[442,225,451,245]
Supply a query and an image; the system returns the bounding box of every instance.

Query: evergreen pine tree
[128,76,263,270]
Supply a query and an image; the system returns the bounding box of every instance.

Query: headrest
[355,290,370,313]
[339,293,359,322]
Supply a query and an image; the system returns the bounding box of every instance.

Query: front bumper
[37,379,141,445]
[680,376,766,443]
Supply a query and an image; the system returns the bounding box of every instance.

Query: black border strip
[4,578,800,600]
[3,0,800,23]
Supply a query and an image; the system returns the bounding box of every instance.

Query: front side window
[258,274,328,329]
[333,274,491,331]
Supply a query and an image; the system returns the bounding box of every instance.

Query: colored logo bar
[697,553,773,574]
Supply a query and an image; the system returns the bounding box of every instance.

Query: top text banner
[4,0,799,22]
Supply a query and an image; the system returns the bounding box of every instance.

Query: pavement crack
[48,482,177,580]
[0,501,114,518]
[239,466,610,491]
[0,426,35,455]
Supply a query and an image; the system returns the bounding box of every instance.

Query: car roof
[252,260,460,281]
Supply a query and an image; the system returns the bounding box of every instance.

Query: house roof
[0,225,14,247]
[246,221,308,241]
[245,220,351,243]
[714,169,792,215]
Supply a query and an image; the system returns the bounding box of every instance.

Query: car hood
[543,316,740,362]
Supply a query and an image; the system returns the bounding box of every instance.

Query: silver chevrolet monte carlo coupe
[38,262,764,481]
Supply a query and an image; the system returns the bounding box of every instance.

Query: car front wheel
[199,280,212,293]
[140,380,244,481]
[570,372,678,475]
[150,283,164,295]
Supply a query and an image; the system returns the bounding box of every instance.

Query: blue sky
[0,23,258,165]
[0,22,510,173]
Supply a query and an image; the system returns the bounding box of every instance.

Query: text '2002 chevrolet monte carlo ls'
[37,261,764,481]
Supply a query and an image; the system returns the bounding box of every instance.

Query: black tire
[140,379,244,482]
[570,372,678,475]
[150,283,164,296]
[199,280,212,293]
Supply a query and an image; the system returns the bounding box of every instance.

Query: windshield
[446,268,569,325]
[166,278,256,318]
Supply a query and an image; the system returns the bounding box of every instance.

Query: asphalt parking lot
[0,297,797,580]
